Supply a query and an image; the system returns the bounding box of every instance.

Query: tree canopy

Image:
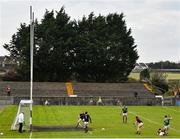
[3,7,139,82]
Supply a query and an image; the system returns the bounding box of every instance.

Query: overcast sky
[0,0,180,63]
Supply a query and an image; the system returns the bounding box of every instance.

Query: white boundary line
[27,138,180,139]
[7,138,180,139]
[130,111,180,133]
[29,131,32,139]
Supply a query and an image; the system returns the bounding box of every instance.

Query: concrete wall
[0,81,154,98]
[0,96,14,105]
[0,81,163,106]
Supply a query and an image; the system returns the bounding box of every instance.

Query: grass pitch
[129,72,180,80]
[0,105,180,138]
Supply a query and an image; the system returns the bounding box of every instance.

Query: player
[163,115,172,131]
[76,112,85,128]
[157,128,167,136]
[121,105,128,123]
[83,111,92,133]
[134,116,143,135]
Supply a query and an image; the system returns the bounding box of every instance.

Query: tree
[3,23,30,80]
[3,7,138,82]
[74,13,138,82]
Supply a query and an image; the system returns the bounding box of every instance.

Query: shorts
[84,122,89,126]
[164,125,170,129]
[138,122,143,128]
[123,113,127,116]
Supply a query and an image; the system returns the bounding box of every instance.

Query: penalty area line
[129,111,180,133]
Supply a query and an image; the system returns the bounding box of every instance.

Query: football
[101,128,105,131]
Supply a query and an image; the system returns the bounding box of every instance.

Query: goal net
[11,100,32,131]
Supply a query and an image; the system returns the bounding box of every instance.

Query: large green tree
[3,23,30,80]
[34,8,76,81]
[3,7,138,82]
[74,13,138,82]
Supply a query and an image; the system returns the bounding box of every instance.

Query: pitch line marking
[29,131,32,139]
[130,111,180,133]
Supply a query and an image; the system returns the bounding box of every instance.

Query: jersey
[122,107,128,113]
[164,118,170,126]
[80,113,85,120]
[84,114,91,122]
[18,113,24,123]
[136,117,143,123]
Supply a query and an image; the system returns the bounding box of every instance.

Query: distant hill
[147,61,180,69]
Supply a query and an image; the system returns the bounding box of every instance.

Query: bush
[2,70,22,81]
[140,69,150,81]
[150,71,169,94]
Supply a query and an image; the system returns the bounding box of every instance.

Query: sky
[0,0,180,63]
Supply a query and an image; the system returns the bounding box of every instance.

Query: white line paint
[46,138,180,139]
[29,131,32,139]
[130,111,180,133]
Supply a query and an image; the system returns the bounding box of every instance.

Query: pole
[30,6,34,132]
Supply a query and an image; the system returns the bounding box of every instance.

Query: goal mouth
[11,100,33,131]
[32,125,92,132]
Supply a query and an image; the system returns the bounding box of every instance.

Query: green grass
[0,105,180,138]
[0,107,4,113]
[129,72,180,80]
[166,72,180,80]
[129,72,140,80]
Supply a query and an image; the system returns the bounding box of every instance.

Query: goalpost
[11,6,34,131]
[11,100,32,130]
[29,5,34,132]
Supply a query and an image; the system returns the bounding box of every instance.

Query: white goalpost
[11,6,34,131]
[29,5,34,132]
[11,100,33,130]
